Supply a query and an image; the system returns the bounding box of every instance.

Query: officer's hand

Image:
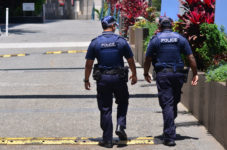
[85,82,91,90]
[191,75,199,86]
[144,74,152,83]
[130,75,137,85]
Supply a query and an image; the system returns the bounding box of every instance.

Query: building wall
[45,0,94,20]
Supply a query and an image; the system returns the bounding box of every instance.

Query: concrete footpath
[0,20,225,150]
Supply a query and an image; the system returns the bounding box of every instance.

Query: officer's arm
[144,36,156,76]
[127,58,137,76]
[187,54,199,86]
[127,58,137,85]
[187,54,197,76]
[144,56,152,76]
[84,59,94,90]
[85,59,94,81]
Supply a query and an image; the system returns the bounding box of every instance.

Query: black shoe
[163,140,176,146]
[115,125,127,141]
[98,140,113,148]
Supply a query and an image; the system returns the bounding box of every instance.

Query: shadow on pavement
[154,134,199,144]
[155,110,190,115]
[176,121,201,127]
[0,94,158,99]
[4,29,39,35]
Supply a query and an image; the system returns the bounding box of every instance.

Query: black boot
[163,139,176,146]
[115,125,127,141]
[98,140,113,148]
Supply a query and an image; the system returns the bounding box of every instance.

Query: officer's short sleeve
[146,36,157,57]
[181,37,193,55]
[85,40,96,60]
[120,38,133,59]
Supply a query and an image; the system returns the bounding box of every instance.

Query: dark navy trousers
[96,74,129,141]
[156,72,185,141]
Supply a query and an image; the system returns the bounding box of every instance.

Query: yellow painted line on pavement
[0,137,154,145]
[17,54,26,57]
[45,50,87,55]
[0,53,28,58]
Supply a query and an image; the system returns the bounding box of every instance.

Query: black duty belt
[156,68,187,73]
[101,69,119,75]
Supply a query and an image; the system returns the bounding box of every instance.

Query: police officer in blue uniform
[84,16,137,148]
[143,16,199,146]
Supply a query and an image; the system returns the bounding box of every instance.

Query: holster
[92,64,102,81]
[182,68,189,83]
[117,67,129,82]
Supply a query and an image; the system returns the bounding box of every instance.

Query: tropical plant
[205,61,227,82]
[176,0,216,70]
[133,19,158,51]
[116,0,149,37]
[196,23,227,70]
[94,1,109,20]
[152,0,161,11]
[145,7,158,22]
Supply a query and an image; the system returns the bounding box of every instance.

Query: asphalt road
[0,20,224,150]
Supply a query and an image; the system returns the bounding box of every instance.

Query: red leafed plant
[116,0,148,37]
[176,0,216,69]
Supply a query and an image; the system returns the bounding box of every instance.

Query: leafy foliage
[152,0,161,11]
[116,0,149,37]
[94,1,109,20]
[133,19,158,51]
[205,61,227,82]
[176,0,216,70]
[143,22,158,51]
[196,23,227,70]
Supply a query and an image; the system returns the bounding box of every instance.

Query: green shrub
[144,22,158,51]
[205,61,227,82]
[133,19,158,51]
[94,1,108,20]
[34,0,46,16]
[152,0,161,11]
[196,23,227,70]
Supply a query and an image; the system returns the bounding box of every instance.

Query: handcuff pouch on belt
[92,64,129,82]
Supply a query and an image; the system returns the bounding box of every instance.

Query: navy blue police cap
[101,16,119,28]
[159,16,173,27]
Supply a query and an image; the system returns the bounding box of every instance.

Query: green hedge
[205,61,227,82]
[196,23,227,70]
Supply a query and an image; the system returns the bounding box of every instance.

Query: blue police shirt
[146,30,192,69]
[86,31,133,68]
